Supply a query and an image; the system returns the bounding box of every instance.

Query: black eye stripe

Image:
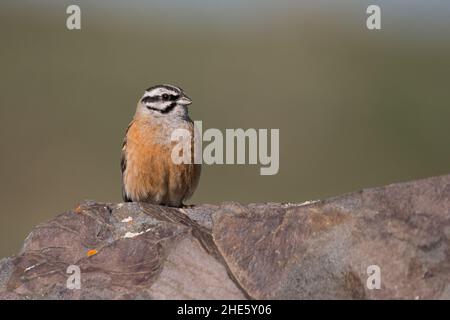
[142,94,179,103]
[162,94,179,101]
[141,96,158,103]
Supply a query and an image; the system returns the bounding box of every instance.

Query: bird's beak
[177,94,192,106]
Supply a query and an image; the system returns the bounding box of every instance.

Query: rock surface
[0,175,449,299]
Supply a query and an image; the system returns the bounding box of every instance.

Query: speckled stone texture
[0,174,449,299]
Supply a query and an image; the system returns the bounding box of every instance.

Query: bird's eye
[162,94,169,100]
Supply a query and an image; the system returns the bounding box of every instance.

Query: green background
[1,0,449,259]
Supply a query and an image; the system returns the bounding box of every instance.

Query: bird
[120,84,201,207]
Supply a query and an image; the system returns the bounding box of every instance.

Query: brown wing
[121,121,133,202]
[182,121,202,201]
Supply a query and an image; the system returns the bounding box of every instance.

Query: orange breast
[122,119,200,206]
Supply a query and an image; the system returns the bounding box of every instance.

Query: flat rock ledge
[0,175,449,299]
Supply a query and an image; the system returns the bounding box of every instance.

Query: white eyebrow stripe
[145,87,179,98]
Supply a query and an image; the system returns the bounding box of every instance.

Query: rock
[0,175,449,299]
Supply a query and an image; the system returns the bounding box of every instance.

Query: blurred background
[0,0,449,259]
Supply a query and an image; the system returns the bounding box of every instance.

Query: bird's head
[137,84,192,119]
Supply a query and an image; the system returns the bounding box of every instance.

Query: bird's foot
[180,203,196,209]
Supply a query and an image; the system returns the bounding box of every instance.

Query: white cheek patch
[144,100,173,111]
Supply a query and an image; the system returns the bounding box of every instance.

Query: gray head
[137,84,192,119]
